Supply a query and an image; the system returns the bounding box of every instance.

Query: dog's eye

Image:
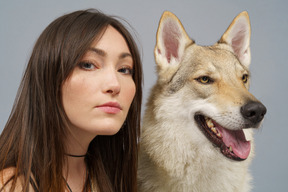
[196,76,213,84]
[242,74,248,83]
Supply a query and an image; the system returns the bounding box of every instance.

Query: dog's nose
[241,101,267,124]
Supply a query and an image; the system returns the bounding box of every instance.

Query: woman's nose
[103,70,121,96]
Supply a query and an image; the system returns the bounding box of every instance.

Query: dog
[138,11,266,192]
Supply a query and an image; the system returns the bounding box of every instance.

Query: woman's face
[62,26,136,140]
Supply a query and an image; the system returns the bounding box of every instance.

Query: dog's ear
[155,11,193,83]
[219,11,251,68]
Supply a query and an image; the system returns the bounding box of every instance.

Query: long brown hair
[0,9,142,192]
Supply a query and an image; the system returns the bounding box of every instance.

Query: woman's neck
[63,155,87,192]
[63,128,95,191]
[64,123,97,156]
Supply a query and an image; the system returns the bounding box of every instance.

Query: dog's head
[153,11,267,161]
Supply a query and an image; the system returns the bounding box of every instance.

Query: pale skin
[62,25,135,192]
[0,26,136,192]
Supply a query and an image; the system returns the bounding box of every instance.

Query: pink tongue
[217,125,251,159]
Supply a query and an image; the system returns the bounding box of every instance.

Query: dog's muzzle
[194,101,267,161]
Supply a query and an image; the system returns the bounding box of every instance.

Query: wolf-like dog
[138,11,266,192]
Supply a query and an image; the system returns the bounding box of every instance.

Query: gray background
[0,0,287,191]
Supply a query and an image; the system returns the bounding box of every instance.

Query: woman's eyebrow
[88,47,131,59]
[119,52,132,59]
[88,47,106,57]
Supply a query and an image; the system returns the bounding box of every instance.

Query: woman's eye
[78,62,96,70]
[118,67,134,75]
[196,76,213,84]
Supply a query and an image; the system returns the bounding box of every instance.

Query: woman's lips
[96,102,122,114]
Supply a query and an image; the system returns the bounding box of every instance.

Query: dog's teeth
[216,132,222,138]
[229,146,233,152]
[206,118,214,128]
[211,127,217,133]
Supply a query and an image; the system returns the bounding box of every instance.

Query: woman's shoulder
[0,167,16,184]
[0,167,18,191]
[0,167,36,192]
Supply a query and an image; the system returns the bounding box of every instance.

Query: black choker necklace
[65,153,86,158]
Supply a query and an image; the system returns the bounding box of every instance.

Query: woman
[0,9,142,192]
